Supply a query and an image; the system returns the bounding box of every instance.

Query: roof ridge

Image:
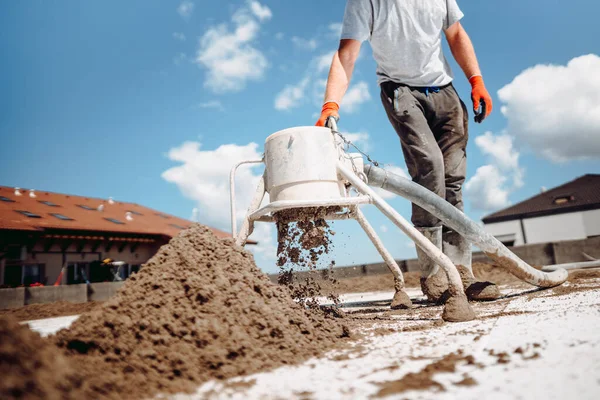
[482,173,600,222]
[0,185,137,206]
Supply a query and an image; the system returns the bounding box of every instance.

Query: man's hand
[315,102,340,127]
[469,76,493,123]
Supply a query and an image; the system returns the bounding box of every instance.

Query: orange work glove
[315,102,340,127]
[469,75,493,123]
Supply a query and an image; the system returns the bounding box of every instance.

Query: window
[78,204,95,210]
[16,210,42,218]
[0,196,15,202]
[39,200,59,207]
[170,224,187,229]
[51,213,74,221]
[128,210,143,216]
[155,213,169,219]
[23,264,44,286]
[553,195,575,205]
[105,217,124,225]
[67,263,89,284]
[3,265,22,287]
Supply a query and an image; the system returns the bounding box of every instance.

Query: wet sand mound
[0,316,74,400]
[53,224,348,399]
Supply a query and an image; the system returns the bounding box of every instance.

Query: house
[482,174,600,246]
[0,186,244,287]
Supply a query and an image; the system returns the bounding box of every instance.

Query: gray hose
[364,165,568,288]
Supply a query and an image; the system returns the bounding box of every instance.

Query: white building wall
[582,209,600,237]
[483,220,524,246]
[523,212,587,244]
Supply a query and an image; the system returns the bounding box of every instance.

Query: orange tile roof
[0,186,238,241]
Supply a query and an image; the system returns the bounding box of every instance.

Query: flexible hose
[364,165,568,288]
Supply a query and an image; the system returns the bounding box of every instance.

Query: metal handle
[229,159,264,239]
[325,116,339,131]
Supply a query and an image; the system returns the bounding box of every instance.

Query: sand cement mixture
[1,224,349,399]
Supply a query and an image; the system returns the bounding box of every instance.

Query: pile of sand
[0,316,74,399]
[50,224,348,399]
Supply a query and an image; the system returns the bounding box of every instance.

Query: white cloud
[329,23,343,38]
[274,49,369,114]
[292,36,318,51]
[172,32,186,41]
[177,1,194,19]
[380,225,388,233]
[464,165,510,211]
[162,141,276,260]
[342,81,371,113]
[316,51,335,73]
[475,131,524,188]
[475,131,519,171]
[274,77,310,111]
[173,53,187,66]
[248,0,272,21]
[195,2,271,93]
[498,54,600,162]
[196,100,225,111]
[340,131,369,150]
[275,32,284,40]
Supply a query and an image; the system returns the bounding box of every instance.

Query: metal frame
[229,158,467,298]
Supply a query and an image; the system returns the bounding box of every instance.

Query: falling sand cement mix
[1,224,350,400]
[275,207,342,309]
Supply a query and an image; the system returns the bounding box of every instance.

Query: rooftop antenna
[108,197,115,205]
[14,187,22,196]
[29,189,36,198]
[97,204,105,212]
[125,211,133,221]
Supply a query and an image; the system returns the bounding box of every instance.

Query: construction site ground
[21,271,600,400]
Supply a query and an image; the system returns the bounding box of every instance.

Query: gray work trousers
[380,82,469,228]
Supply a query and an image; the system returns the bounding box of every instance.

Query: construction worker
[317,0,500,302]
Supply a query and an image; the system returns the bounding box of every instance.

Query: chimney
[540,186,547,193]
[125,212,133,221]
[29,189,36,198]
[108,197,115,205]
[14,187,22,196]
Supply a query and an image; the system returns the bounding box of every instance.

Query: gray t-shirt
[341,0,464,87]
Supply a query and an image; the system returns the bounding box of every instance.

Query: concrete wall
[484,210,599,246]
[269,236,600,283]
[483,220,524,246]
[552,235,600,263]
[88,282,126,302]
[524,212,587,244]
[0,282,128,309]
[25,284,88,305]
[0,287,25,309]
[582,209,600,237]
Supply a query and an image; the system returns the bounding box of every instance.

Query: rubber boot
[442,229,501,301]
[417,227,450,304]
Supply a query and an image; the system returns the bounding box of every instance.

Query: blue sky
[1,1,599,273]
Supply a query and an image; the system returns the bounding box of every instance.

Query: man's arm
[316,39,362,126]
[445,22,493,121]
